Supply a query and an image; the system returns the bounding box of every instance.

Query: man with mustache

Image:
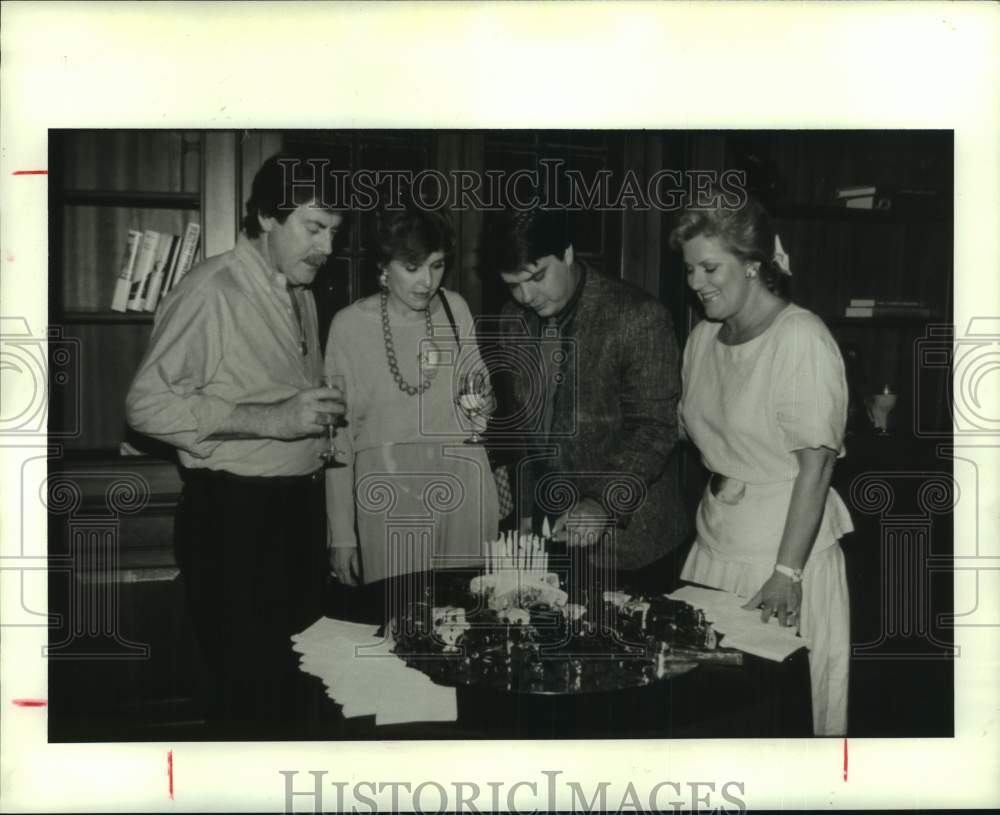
[126,154,345,738]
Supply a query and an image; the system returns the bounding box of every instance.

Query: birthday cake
[389,533,738,695]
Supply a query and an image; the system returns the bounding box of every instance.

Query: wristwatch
[774,564,804,583]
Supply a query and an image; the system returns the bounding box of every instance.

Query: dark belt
[180,467,325,486]
[709,472,746,505]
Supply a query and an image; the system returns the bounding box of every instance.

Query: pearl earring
[745,267,758,280]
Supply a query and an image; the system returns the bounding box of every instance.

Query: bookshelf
[48,130,247,455]
[61,189,201,209]
[730,131,953,434]
[769,201,949,225]
[46,131,273,738]
[659,131,953,437]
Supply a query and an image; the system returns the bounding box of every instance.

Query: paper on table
[667,585,807,662]
[291,617,457,725]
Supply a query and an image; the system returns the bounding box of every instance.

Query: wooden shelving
[771,201,949,224]
[62,189,201,210]
[826,315,942,328]
[49,130,209,453]
[692,131,955,436]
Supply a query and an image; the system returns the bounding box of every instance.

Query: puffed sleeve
[772,312,849,456]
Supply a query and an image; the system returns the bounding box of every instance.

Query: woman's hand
[330,545,361,586]
[743,446,835,629]
[743,570,802,628]
[464,385,496,435]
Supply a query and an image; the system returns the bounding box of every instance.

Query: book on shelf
[836,185,877,199]
[164,222,201,294]
[837,185,943,214]
[110,229,143,312]
[835,185,892,210]
[141,234,180,313]
[845,196,876,210]
[844,299,932,319]
[126,230,161,310]
[157,233,185,304]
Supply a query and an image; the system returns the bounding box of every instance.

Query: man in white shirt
[127,154,344,738]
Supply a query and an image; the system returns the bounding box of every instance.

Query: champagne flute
[456,366,490,445]
[320,373,347,467]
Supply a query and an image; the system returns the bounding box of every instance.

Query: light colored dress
[325,289,500,585]
[679,303,854,736]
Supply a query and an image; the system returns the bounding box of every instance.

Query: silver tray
[389,601,741,696]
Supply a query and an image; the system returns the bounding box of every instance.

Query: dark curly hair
[371,206,455,268]
[479,208,573,277]
[243,153,343,239]
[669,194,791,299]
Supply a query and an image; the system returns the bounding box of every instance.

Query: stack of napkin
[667,585,807,662]
[291,617,457,726]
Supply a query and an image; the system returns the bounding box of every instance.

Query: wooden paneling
[52,322,152,451]
[47,458,198,740]
[59,130,200,193]
[772,215,951,323]
[202,131,239,257]
[48,566,205,739]
[620,133,664,298]
[238,131,285,220]
[436,132,486,316]
[479,132,625,314]
[658,131,953,433]
[282,130,435,327]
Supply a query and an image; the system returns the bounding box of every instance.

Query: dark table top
[309,570,814,740]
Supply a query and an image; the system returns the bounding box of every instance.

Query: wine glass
[456,366,491,445]
[866,384,898,436]
[320,373,347,467]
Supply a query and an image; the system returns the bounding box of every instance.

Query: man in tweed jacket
[485,208,689,587]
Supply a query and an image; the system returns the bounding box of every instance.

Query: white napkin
[291,617,457,725]
[667,585,807,662]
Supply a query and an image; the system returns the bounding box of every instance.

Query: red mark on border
[168,750,174,799]
[12,170,48,175]
[11,699,47,707]
[843,738,848,781]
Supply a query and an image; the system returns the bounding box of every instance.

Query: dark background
[47,129,954,740]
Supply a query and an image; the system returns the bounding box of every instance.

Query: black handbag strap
[437,289,461,347]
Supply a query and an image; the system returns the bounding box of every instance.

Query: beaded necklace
[380,288,434,396]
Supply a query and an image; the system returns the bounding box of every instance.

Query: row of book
[844,298,932,318]
[110,223,201,312]
[835,184,942,212]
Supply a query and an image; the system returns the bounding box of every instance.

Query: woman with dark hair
[325,206,499,585]
[670,195,854,736]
